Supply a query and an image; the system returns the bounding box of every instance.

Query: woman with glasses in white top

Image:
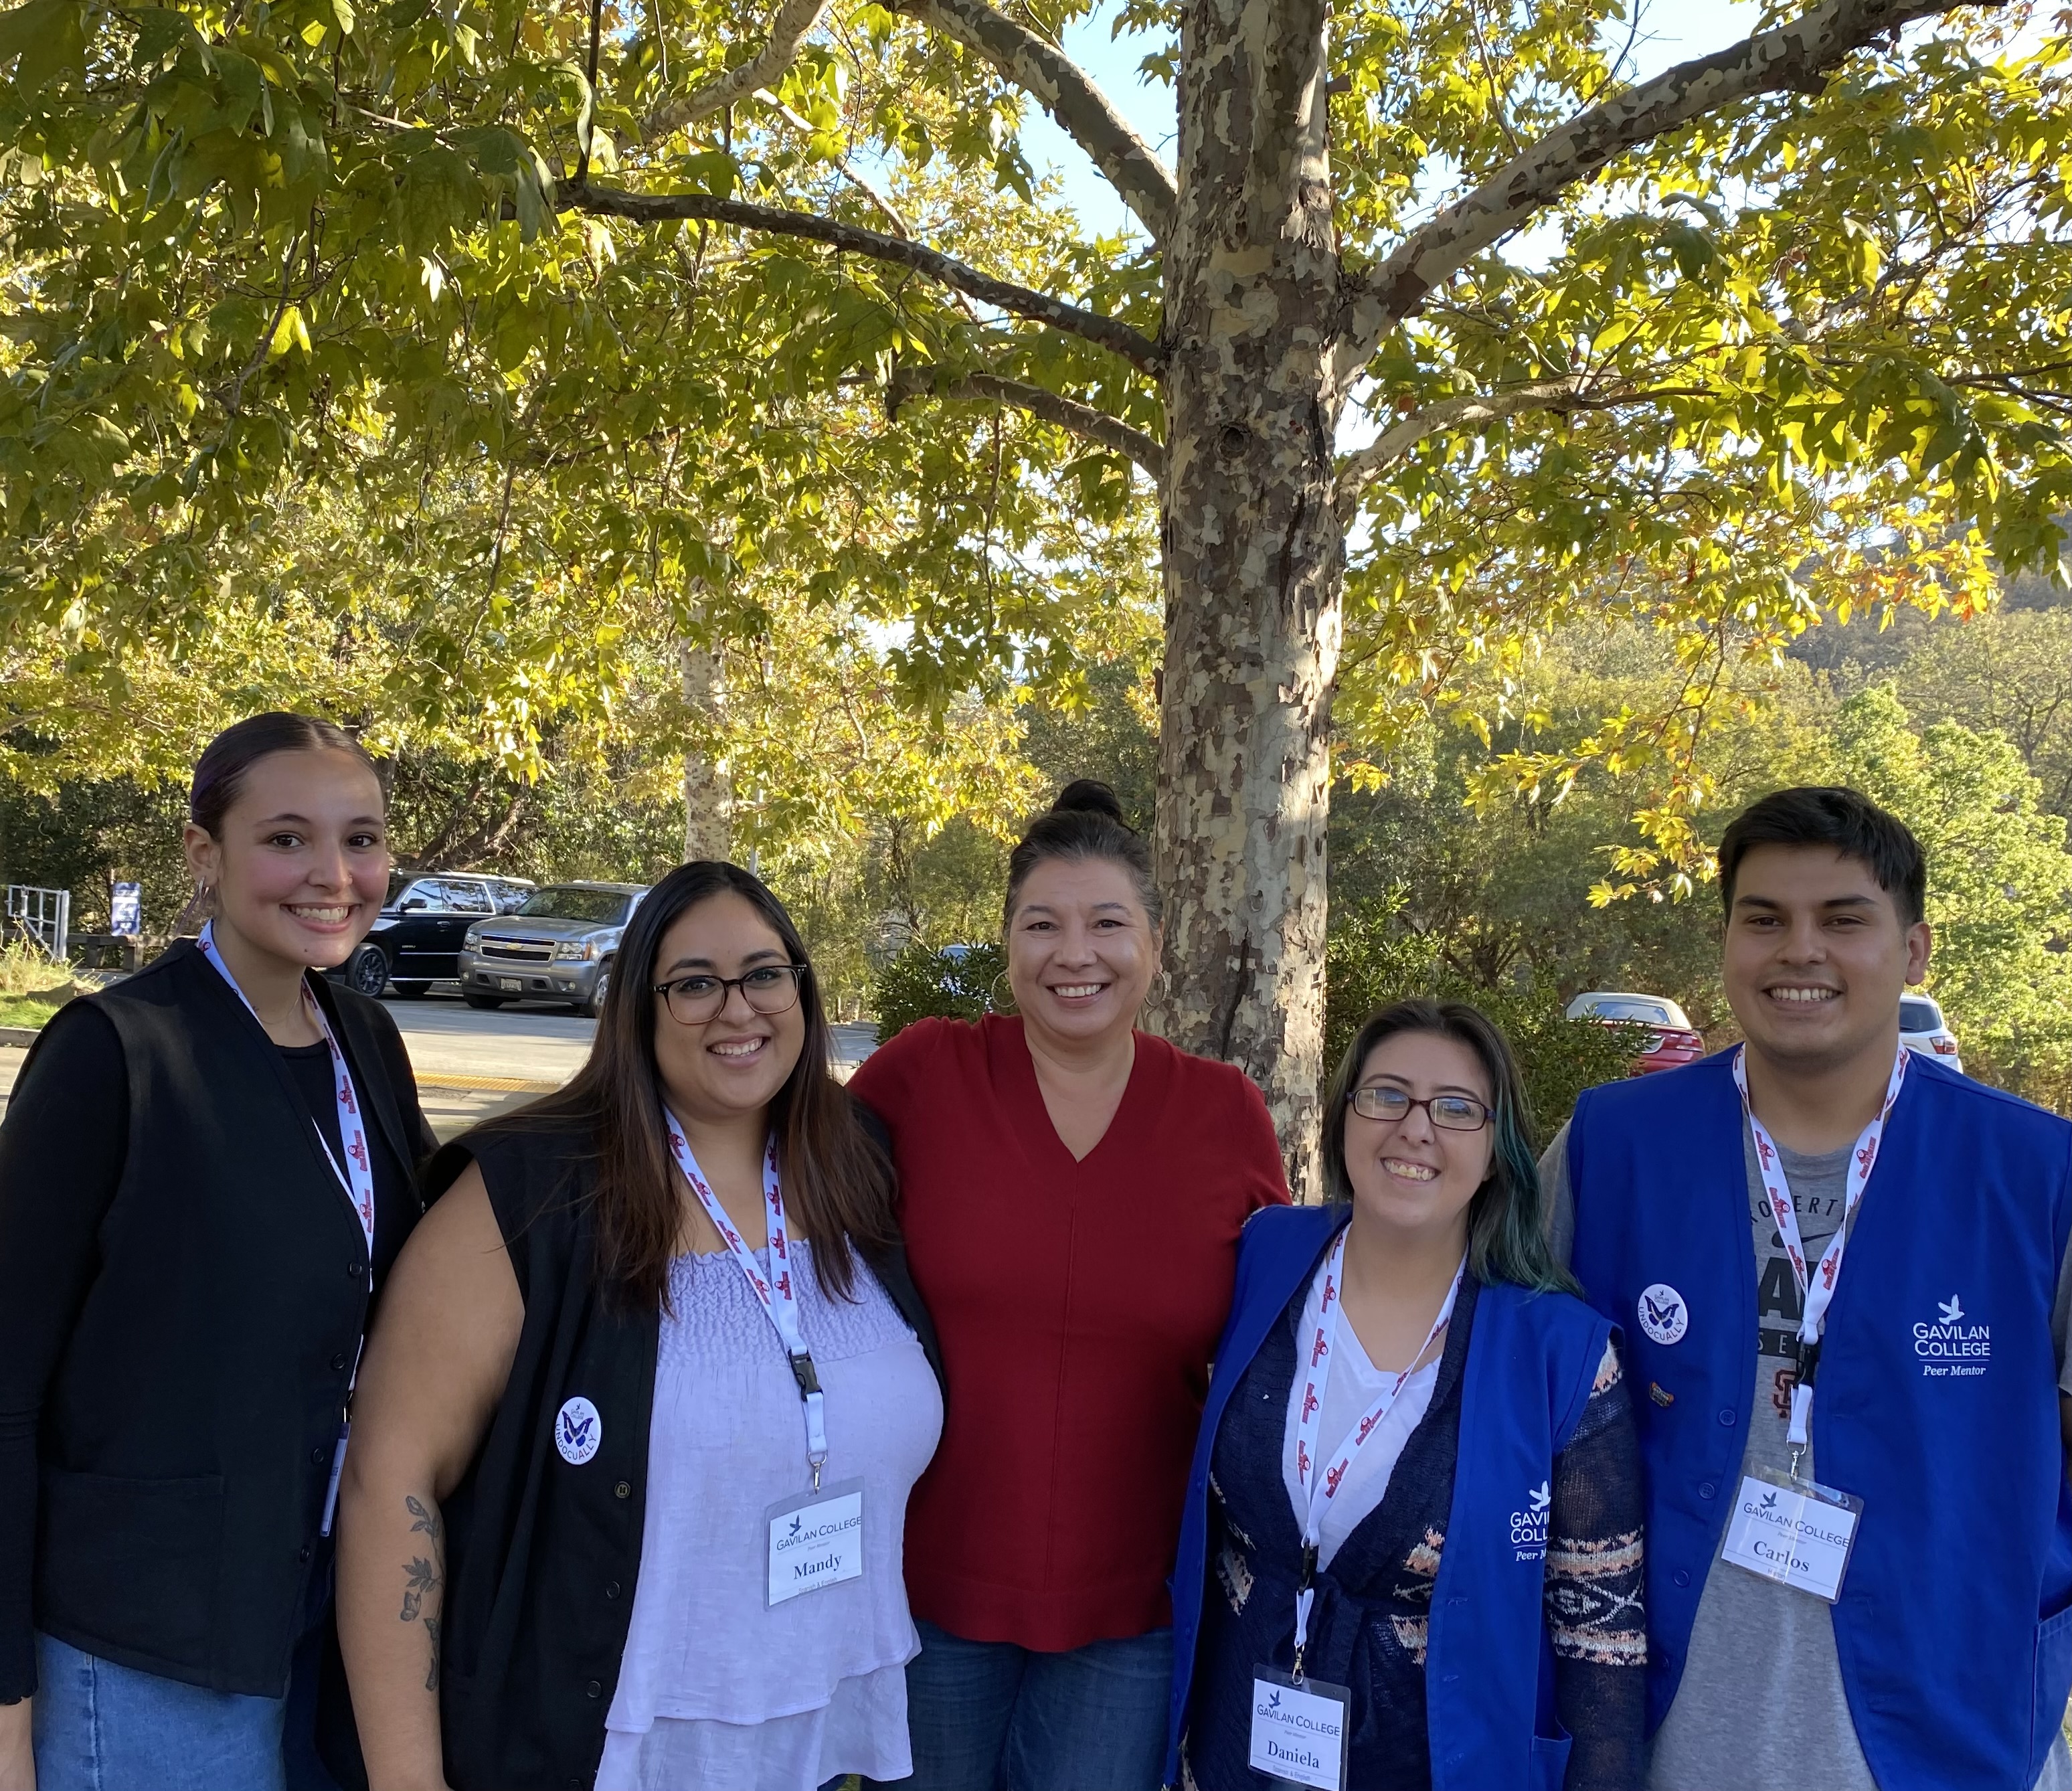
[336,860,944,1791]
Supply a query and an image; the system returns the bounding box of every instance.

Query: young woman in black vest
[0,712,435,1791]
[336,860,945,1791]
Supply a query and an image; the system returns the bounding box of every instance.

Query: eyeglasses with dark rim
[1349,1085,1491,1132]
[653,964,808,1025]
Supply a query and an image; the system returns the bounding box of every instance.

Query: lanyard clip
[1795,1336,1822,1391]
[1290,1541,1320,1684]
[789,1351,822,1399]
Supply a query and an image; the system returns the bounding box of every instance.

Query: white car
[1899,995,1962,1074]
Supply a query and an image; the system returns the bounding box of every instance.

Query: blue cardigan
[1164,1203,1613,1790]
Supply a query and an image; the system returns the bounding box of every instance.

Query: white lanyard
[663,1111,830,1486]
[1289,1233,1462,1667]
[197,922,375,1256]
[1733,1042,1908,1464]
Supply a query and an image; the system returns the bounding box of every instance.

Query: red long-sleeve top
[849,1014,1290,1649]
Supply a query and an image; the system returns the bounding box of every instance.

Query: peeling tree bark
[1150,0,1341,1199]
[681,638,733,863]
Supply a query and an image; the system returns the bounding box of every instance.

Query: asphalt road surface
[0,987,880,1140]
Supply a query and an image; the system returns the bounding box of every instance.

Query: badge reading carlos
[1638,1283,1689,1347]
[555,1395,603,1465]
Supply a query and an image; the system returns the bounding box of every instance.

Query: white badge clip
[1249,1665,1349,1790]
[1720,1462,1863,1602]
[764,1478,865,1607]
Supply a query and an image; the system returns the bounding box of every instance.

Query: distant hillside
[1790,553,2069,674]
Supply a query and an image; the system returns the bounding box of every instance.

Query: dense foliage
[869,938,1005,1039]
[1323,904,1644,1146]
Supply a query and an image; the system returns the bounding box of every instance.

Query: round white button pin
[555,1395,603,1464]
[1638,1284,1689,1346]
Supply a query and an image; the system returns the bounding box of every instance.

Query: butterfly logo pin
[1638,1284,1689,1346]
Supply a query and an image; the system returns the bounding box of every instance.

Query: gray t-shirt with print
[1543,1120,2072,1791]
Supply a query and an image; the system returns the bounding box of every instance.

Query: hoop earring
[988,970,1018,1014]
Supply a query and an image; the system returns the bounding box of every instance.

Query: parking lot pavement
[388,993,599,1083]
[0,1006,881,1142]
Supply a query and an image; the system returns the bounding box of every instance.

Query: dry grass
[0,940,76,1029]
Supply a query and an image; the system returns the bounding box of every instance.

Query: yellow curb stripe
[415,1073,566,1094]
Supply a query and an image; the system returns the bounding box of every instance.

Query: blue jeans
[32,1624,341,1791]
[875,1618,1173,1791]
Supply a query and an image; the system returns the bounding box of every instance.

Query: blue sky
[1017,1,1764,237]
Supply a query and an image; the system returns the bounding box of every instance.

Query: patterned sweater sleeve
[1545,1339,1646,1791]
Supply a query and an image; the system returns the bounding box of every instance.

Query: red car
[1565,991,1705,1074]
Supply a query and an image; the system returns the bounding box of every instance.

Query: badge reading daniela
[1248,1667,1349,1790]
[1638,1283,1689,1346]
[765,1479,865,1608]
[554,1395,602,1465]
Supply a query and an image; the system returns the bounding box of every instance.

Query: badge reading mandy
[1638,1284,1689,1346]
[555,1395,603,1465]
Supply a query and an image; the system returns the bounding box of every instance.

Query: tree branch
[1333,379,1711,521]
[1335,0,2002,381]
[559,181,1165,371]
[887,364,1165,477]
[760,92,922,244]
[893,0,1177,244]
[646,0,833,139]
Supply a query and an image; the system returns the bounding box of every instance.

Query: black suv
[335,873,534,998]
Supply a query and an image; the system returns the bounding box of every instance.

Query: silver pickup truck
[457,881,649,1016]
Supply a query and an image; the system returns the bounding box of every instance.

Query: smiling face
[1342,1029,1496,1249]
[1723,843,1931,1078]
[181,748,389,972]
[1005,855,1162,1053]
[650,890,806,1128]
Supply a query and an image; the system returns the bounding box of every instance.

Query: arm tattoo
[400,1495,446,1691]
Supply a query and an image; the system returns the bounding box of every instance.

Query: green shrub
[1325,904,1644,1147]
[869,940,1007,1041]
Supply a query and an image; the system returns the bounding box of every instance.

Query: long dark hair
[1002,778,1162,929]
[191,711,379,836]
[513,861,897,1312]
[1322,998,1576,1296]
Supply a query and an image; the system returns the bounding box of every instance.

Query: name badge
[1719,1464,1863,1602]
[764,1480,865,1608]
[1248,1667,1349,1790]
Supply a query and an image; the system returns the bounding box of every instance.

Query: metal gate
[6,885,71,962]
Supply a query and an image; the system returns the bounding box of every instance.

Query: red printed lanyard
[1288,1233,1460,1667]
[1733,1042,1907,1466]
[198,922,375,1255]
[662,1112,830,1486]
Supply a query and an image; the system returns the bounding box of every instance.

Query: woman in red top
[852,781,1288,1791]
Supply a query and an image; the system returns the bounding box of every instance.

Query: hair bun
[1051,779,1126,823]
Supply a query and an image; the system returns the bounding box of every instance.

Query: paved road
[0,989,879,1142]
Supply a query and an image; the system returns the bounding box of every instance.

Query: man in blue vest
[1544,785,2072,1791]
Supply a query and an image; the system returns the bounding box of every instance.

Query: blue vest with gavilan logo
[1164,1202,1612,1791]
[1567,1048,2072,1790]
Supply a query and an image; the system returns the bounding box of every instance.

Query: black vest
[31,940,429,1694]
[421,1116,945,1791]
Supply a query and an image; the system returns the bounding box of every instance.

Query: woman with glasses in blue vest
[1166,999,1646,1791]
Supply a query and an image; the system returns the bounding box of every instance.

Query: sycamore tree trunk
[680,638,733,863]
[1152,0,1344,1201]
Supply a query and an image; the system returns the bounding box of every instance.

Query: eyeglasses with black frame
[1349,1085,1490,1132]
[653,964,808,1025]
